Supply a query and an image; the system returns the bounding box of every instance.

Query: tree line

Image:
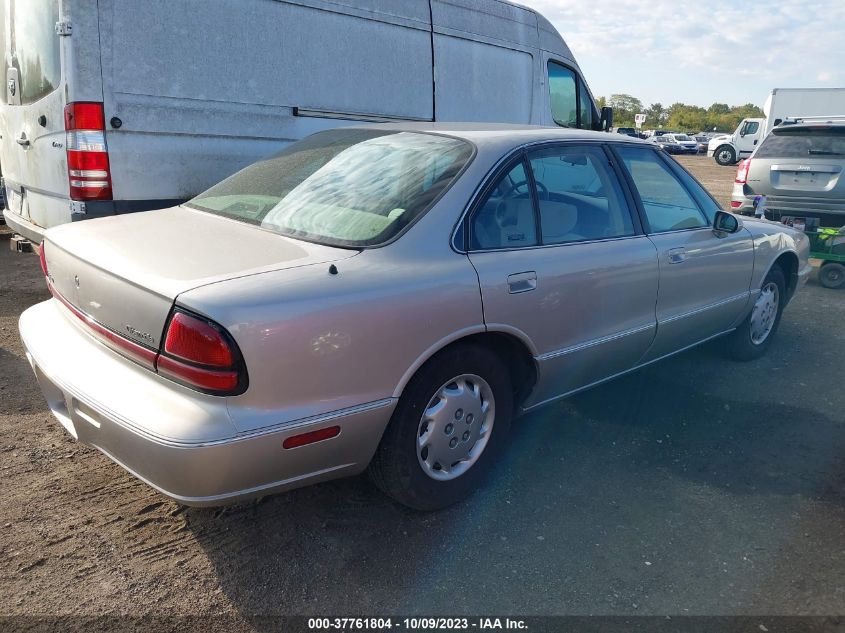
[597,94,765,132]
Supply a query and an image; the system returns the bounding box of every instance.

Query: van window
[0,3,7,72]
[579,82,593,129]
[9,0,61,105]
[548,62,578,128]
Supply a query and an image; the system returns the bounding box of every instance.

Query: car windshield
[187,129,474,248]
[756,126,845,158]
[674,134,691,141]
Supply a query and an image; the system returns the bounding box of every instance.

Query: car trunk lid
[43,205,358,353]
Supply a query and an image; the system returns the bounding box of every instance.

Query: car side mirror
[600,106,613,132]
[739,125,746,137]
[714,210,741,234]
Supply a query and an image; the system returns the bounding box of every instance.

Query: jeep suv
[732,119,845,224]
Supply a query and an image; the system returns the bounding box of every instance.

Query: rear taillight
[730,201,742,209]
[64,102,112,201]
[39,242,48,277]
[156,310,247,395]
[735,159,751,184]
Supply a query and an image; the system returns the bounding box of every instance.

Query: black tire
[368,344,513,511]
[819,262,845,289]
[726,265,786,361]
[714,145,737,166]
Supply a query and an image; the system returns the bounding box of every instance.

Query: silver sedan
[20,124,812,510]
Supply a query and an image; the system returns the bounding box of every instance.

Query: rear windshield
[756,127,845,158]
[188,129,474,248]
[3,0,61,104]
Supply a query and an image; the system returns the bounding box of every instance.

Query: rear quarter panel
[179,247,484,435]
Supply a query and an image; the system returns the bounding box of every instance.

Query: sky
[519,0,845,109]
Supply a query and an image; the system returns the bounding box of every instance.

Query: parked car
[21,124,811,510]
[693,135,710,153]
[615,127,639,137]
[0,0,609,249]
[731,118,845,225]
[651,136,685,154]
[664,134,699,154]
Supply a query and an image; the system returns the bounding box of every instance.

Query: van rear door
[0,0,69,238]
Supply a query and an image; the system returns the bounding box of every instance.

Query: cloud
[520,0,845,99]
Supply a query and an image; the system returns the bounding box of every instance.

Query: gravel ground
[0,156,843,624]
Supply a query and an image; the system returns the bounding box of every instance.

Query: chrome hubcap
[718,150,732,162]
[416,374,495,481]
[750,282,779,345]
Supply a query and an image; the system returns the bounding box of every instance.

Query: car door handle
[667,248,686,264]
[507,271,537,294]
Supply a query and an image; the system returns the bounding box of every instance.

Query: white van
[1,0,610,245]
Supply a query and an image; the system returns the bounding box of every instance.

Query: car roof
[345,122,651,151]
[774,121,845,133]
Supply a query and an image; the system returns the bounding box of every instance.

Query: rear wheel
[726,266,786,361]
[368,344,512,510]
[819,262,845,289]
[714,145,737,166]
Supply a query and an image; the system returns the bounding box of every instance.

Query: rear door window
[756,127,845,158]
[7,0,61,105]
[527,145,635,244]
[470,161,538,250]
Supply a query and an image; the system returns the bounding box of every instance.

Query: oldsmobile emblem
[125,325,154,344]
[7,78,15,97]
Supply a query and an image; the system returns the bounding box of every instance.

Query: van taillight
[64,102,112,201]
[156,310,247,395]
[735,159,751,184]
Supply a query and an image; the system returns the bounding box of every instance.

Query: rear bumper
[19,299,395,506]
[3,209,43,243]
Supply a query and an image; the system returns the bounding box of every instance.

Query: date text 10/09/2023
[308,618,529,630]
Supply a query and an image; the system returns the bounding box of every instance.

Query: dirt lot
[0,157,843,626]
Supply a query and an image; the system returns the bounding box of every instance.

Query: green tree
[608,94,643,126]
[596,95,766,133]
[707,103,730,116]
[645,102,666,127]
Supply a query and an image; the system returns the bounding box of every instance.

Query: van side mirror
[600,107,613,132]
[739,124,746,137]
[714,210,741,234]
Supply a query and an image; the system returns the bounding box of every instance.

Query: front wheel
[726,266,786,361]
[819,262,845,289]
[368,345,512,510]
[714,145,737,166]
